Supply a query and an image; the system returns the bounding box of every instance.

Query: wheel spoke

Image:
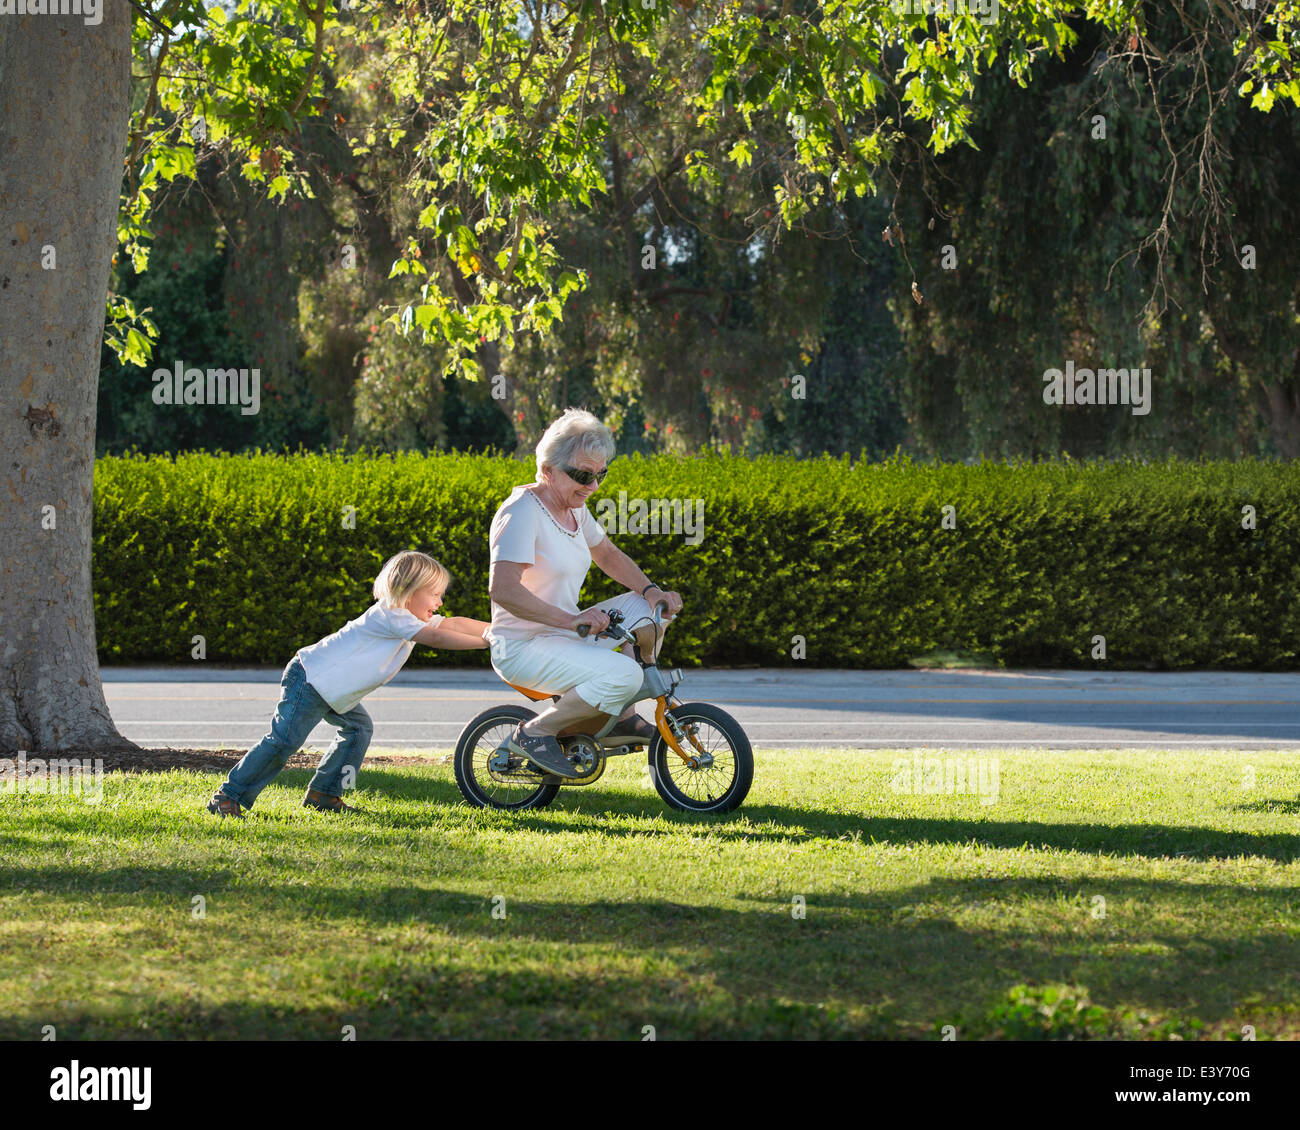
[459,715,550,810]
[657,713,741,808]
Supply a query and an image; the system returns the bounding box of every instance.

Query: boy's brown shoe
[207,791,246,819]
[302,789,358,813]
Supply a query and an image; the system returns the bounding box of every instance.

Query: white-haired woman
[486,408,684,778]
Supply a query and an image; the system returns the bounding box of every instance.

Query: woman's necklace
[528,484,578,537]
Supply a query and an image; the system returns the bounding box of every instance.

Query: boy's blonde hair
[373,551,451,609]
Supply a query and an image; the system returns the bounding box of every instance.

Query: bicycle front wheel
[648,702,753,814]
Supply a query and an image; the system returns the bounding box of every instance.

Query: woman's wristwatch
[640,581,660,597]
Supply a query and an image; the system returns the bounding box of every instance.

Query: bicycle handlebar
[576,600,671,639]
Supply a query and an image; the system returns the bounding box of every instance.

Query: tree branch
[288,2,329,119]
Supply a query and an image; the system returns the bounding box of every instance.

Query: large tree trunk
[1257,377,1300,460]
[0,7,136,751]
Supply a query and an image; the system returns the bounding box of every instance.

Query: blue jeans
[218,656,374,808]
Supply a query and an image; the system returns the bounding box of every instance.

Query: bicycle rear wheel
[453,704,560,811]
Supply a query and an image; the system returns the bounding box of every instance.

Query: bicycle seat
[503,680,557,702]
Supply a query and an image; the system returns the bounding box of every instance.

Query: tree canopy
[105,0,1300,456]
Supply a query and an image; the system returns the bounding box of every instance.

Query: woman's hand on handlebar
[571,607,611,638]
[644,586,683,620]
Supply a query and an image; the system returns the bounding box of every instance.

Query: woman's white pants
[487,592,665,715]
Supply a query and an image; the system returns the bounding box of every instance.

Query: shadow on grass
[70,763,1300,863]
[2,866,1294,1039]
[10,764,1296,1037]
[1231,798,1300,816]
[12,764,1297,862]
[0,970,900,1040]
[328,769,1300,862]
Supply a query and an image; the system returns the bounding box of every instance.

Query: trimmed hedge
[93,451,1300,669]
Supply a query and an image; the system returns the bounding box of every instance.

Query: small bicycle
[453,603,753,814]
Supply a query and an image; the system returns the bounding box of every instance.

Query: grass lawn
[1,748,1297,1040]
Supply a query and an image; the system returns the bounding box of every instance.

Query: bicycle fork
[642,667,713,769]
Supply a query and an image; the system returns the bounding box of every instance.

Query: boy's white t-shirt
[297,602,437,713]
[487,485,606,642]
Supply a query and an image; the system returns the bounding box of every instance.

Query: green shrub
[967,983,1206,1040]
[92,452,1300,668]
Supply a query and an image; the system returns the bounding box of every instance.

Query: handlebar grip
[576,624,591,638]
[654,601,669,616]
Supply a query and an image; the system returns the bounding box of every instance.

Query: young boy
[206,550,488,817]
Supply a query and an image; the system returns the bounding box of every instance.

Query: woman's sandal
[605,716,658,745]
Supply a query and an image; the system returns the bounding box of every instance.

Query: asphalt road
[100,667,1300,750]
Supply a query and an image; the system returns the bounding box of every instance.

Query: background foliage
[98,2,1300,463]
[93,451,1300,669]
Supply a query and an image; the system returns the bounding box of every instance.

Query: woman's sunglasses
[561,463,610,486]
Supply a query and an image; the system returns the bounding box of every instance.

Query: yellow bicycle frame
[655,696,711,765]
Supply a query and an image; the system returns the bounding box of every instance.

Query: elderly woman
[486,408,684,778]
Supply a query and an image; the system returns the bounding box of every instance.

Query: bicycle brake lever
[578,621,624,640]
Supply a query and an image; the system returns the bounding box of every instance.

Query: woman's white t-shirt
[297,602,437,713]
[487,485,606,642]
